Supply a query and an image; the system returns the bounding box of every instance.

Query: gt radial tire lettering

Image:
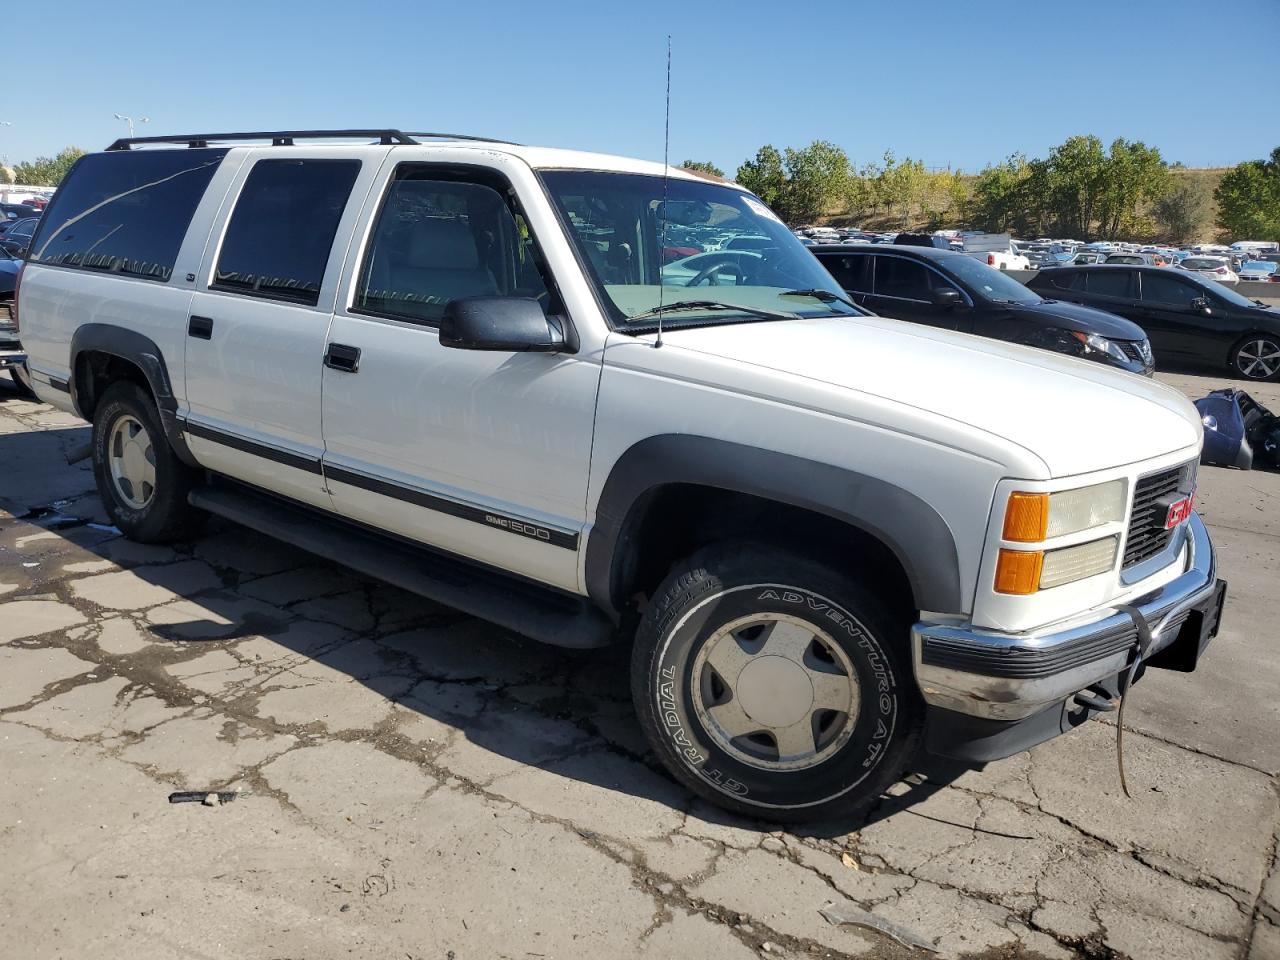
[659,667,708,767]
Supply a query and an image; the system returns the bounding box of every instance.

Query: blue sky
[3,0,1276,174]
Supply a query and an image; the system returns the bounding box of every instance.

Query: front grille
[1119,341,1144,362]
[1123,463,1194,569]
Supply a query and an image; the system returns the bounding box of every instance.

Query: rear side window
[214,159,360,306]
[1085,270,1133,298]
[28,148,227,282]
[819,252,871,293]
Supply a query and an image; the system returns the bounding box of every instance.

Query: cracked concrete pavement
[1,368,1277,960]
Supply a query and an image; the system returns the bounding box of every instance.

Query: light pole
[113,113,149,139]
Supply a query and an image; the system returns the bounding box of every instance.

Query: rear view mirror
[931,287,963,308]
[439,297,566,353]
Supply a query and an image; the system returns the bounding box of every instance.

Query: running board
[188,482,616,649]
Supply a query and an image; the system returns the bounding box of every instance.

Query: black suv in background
[1027,265,1280,381]
[811,244,1153,375]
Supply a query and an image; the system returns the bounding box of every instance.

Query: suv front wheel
[91,381,204,542]
[632,544,921,821]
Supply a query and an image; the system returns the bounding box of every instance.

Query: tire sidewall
[642,570,911,814]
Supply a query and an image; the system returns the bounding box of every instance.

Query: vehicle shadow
[0,423,972,838]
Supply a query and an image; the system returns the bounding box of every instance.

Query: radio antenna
[655,35,672,349]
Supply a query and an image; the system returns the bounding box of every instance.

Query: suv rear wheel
[632,544,921,821]
[91,381,204,542]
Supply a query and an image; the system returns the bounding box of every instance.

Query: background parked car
[1105,252,1168,266]
[0,217,38,257]
[1178,256,1239,285]
[810,243,1153,374]
[1238,260,1279,282]
[1026,264,1280,380]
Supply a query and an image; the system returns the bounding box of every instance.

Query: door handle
[188,315,214,340]
[324,342,361,373]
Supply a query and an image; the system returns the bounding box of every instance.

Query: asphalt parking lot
[0,368,1277,960]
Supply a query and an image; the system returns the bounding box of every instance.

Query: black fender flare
[69,323,198,466]
[584,435,963,617]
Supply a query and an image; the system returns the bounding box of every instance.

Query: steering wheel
[687,252,749,287]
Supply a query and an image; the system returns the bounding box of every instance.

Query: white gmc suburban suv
[15,130,1226,820]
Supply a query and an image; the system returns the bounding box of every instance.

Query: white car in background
[1179,256,1239,285]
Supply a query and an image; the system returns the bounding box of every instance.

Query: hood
[1010,298,1147,340]
[639,316,1201,479]
[0,257,17,295]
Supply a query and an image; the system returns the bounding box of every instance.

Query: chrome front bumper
[0,348,25,371]
[912,512,1219,721]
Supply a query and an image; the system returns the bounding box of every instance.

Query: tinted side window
[820,252,871,292]
[214,159,360,306]
[1085,270,1133,298]
[1047,270,1086,291]
[355,173,551,325]
[28,148,227,282]
[873,256,933,300]
[1140,272,1199,307]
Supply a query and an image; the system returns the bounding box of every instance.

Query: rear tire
[91,381,204,542]
[631,543,921,822]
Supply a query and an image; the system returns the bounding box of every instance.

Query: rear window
[28,148,227,282]
[1183,258,1226,270]
[213,158,361,306]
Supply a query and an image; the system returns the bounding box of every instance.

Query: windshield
[541,171,859,327]
[939,254,1042,304]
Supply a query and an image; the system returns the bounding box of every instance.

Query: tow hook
[1073,685,1117,713]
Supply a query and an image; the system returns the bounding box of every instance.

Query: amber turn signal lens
[994,549,1044,595]
[1002,492,1049,542]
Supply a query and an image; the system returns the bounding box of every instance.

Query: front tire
[1231,335,1280,381]
[9,363,35,398]
[92,381,204,542]
[632,544,921,821]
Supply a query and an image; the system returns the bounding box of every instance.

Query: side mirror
[1190,296,1212,315]
[931,287,963,308]
[439,297,565,353]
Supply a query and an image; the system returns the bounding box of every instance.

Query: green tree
[780,140,851,223]
[680,159,724,178]
[1215,148,1280,241]
[1153,177,1211,243]
[735,145,787,209]
[11,147,86,186]
[968,154,1032,233]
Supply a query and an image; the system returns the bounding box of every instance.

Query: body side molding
[584,435,963,617]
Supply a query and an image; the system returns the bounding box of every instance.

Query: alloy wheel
[1235,338,1280,380]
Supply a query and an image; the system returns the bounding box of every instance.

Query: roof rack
[104,129,516,151]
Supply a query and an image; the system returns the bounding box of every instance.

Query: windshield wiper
[778,288,860,311]
[626,300,800,324]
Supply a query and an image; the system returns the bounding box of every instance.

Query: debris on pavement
[1197,388,1280,469]
[168,790,241,806]
[819,899,938,953]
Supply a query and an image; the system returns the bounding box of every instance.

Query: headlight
[1002,480,1126,541]
[995,481,1127,594]
[1069,330,1129,364]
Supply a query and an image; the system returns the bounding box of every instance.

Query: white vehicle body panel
[16,136,1209,644]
